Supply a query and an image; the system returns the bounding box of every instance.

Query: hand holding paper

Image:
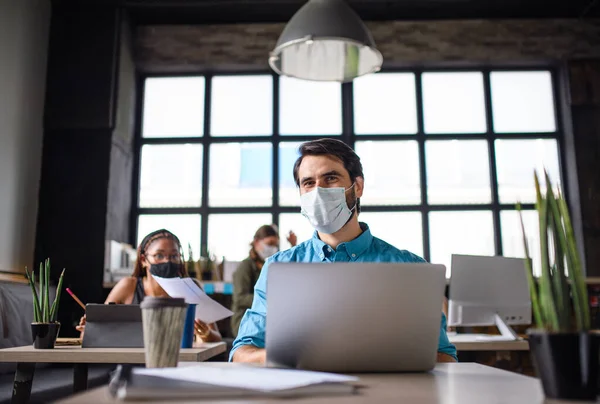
[151,276,233,324]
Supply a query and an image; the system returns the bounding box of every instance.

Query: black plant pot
[528,330,599,400]
[31,323,60,349]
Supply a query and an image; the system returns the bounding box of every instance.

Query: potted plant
[186,243,197,279]
[200,249,216,281]
[517,171,597,400]
[24,259,66,349]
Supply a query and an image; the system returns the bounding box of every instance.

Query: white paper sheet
[135,365,358,392]
[151,276,233,323]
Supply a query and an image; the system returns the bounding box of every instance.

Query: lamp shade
[268,0,383,82]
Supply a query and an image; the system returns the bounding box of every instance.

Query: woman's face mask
[149,262,182,278]
[257,242,279,261]
[300,183,356,234]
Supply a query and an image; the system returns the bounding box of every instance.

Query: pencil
[66,288,86,310]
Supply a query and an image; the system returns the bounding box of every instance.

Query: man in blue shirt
[231,138,457,363]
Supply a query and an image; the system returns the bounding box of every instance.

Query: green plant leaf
[44,259,51,323]
[31,270,41,322]
[39,262,46,323]
[545,182,570,331]
[535,171,559,331]
[25,267,41,323]
[557,190,590,331]
[517,203,543,328]
[50,268,65,323]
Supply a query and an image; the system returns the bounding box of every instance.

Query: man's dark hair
[293,138,364,213]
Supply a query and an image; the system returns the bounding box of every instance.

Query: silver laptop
[266,262,446,373]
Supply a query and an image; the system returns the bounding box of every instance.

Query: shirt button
[351,254,356,258]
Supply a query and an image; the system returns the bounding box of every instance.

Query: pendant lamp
[268,0,383,82]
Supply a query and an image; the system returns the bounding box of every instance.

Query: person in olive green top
[231,224,297,337]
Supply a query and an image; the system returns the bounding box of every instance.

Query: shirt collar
[310,222,373,260]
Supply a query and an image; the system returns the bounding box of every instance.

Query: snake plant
[517,171,590,332]
[24,259,66,323]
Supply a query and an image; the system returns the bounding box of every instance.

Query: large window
[134,69,564,276]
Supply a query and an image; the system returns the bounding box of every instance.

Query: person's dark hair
[293,138,364,213]
[253,224,279,242]
[132,229,188,278]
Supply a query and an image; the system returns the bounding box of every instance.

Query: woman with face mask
[230,225,297,338]
[76,229,222,343]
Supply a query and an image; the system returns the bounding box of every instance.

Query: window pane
[137,214,201,260]
[209,143,272,207]
[208,214,272,261]
[211,75,273,136]
[495,139,561,204]
[426,140,491,204]
[139,144,202,208]
[355,141,420,205]
[142,77,204,138]
[360,212,423,258]
[501,210,542,276]
[279,76,342,135]
[279,213,316,248]
[422,72,486,134]
[491,71,556,133]
[279,142,302,206]
[429,211,495,277]
[353,73,417,134]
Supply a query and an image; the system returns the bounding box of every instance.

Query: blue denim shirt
[230,223,457,361]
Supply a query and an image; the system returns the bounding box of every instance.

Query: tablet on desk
[82,304,144,348]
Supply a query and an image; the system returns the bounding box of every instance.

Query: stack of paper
[111,365,359,400]
[152,276,233,323]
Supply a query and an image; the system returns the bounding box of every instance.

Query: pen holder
[181,304,196,348]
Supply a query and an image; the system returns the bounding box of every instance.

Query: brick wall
[135,19,600,71]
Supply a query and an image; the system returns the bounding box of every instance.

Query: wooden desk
[0,343,225,404]
[0,344,225,364]
[57,362,547,404]
[452,339,531,375]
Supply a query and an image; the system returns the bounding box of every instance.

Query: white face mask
[300,184,356,235]
[257,242,279,261]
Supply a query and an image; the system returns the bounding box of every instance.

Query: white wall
[0,0,50,272]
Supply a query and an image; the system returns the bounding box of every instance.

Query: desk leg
[73,363,88,392]
[12,362,36,404]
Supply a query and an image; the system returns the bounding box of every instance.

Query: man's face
[297,155,364,207]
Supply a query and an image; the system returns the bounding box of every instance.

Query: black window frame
[130,66,570,264]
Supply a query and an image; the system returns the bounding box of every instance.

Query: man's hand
[437,352,457,363]
[231,345,266,364]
